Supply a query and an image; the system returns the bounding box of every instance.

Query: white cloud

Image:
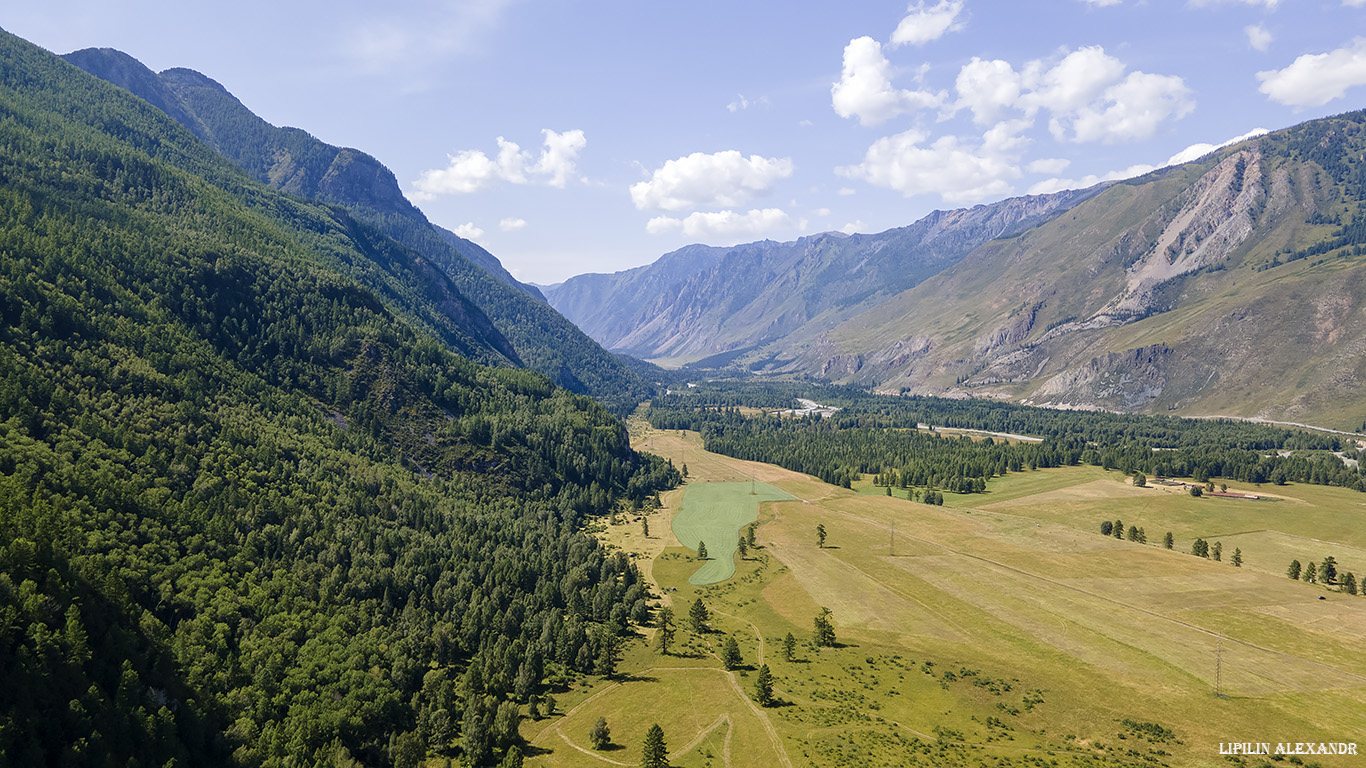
[413,129,586,197]
[955,58,1023,125]
[812,207,832,216]
[1191,0,1279,7]
[890,0,965,47]
[1347,0,1366,6]
[1257,38,1366,107]
[1028,157,1071,175]
[499,217,528,231]
[837,187,857,196]
[1064,71,1195,144]
[1027,127,1270,195]
[1245,24,1273,52]
[839,220,866,234]
[1079,0,1122,5]
[645,208,795,238]
[831,36,945,126]
[727,94,769,112]
[1165,128,1269,165]
[452,222,486,240]
[1027,163,1156,195]
[1021,46,1128,116]
[837,126,1022,204]
[630,151,794,211]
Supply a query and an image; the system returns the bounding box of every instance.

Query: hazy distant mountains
[65,47,648,408]
[550,113,1366,429]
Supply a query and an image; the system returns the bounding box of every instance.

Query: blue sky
[8,1,1366,283]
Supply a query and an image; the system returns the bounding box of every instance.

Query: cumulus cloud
[955,58,1023,125]
[630,151,794,211]
[413,129,586,197]
[837,126,1022,204]
[1245,24,1273,52]
[452,222,486,240]
[1027,163,1156,195]
[890,0,965,47]
[1021,46,1128,116]
[839,220,866,234]
[645,208,795,238]
[831,36,945,126]
[1063,72,1195,144]
[499,217,528,231]
[1257,38,1366,107]
[1165,128,1270,165]
[1027,157,1071,175]
[727,94,768,112]
[1027,127,1269,195]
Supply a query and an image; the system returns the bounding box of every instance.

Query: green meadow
[672,481,795,585]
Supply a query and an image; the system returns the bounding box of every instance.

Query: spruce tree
[783,632,797,662]
[689,599,709,633]
[721,636,743,670]
[696,540,708,560]
[754,664,775,707]
[642,724,667,768]
[1288,560,1302,580]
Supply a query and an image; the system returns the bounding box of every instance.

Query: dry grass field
[522,423,1366,768]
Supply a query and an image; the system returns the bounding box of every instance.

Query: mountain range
[63,46,648,411]
[548,115,1366,430]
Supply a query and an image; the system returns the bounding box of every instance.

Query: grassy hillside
[0,30,677,766]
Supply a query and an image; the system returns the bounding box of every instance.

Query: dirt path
[709,606,765,665]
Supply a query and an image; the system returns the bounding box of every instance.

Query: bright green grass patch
[673,481,794,585]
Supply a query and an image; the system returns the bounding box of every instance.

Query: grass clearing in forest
[672,481,795,585]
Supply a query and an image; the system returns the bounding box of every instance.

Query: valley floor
[520,426,1366,768]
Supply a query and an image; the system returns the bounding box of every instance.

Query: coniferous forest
[0,31,676,767]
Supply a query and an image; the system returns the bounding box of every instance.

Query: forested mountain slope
[0,29,676,767]
[779,114,1366,429]
[63,46,650,411]
[545,188,1101,360]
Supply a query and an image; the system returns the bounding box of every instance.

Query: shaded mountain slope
[0,29,676,765]
[64,47,644,408]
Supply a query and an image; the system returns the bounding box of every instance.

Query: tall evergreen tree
[754,665,775,707]
[642,724,667,768]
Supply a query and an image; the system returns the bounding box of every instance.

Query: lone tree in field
[813,607,837,648]
[696,540,708,560]
[1189,485,1203,497]
[1100,521,1114,536]
[754,664,775,707]
[1321,556,1339,585]
[657,608,676,655]
[783,632,797,661]
[689,598,709,633]
[1134,472,1147,487]
[590,717,611,750]
[682,463,689,478]
[737,535,747,558]
[1288,560,1302,580]
[1164,532,1174,550]
[721,636,743,670]
[817,524,827,548]
[1231,548,1243,567]
[641,517,649,537]
[642,724,667,768]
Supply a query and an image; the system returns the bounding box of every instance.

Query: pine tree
[1113,519,1124,539]
[689,599,709,634]
[642,724,667,768]
[747,524,757,549]
[783,632,797,661]
[816,524,827,548]
[1288,560,1302,580]
[1321,556,1339,585]
[1133,472,1147,487]
[1212,541,1223,562]
[1231,548,1242,567]
[737,535,747,558]
[1343,572,1358,595]
[1164,532,1174,550]
[721,636,743,670]
[1100,521,1113,536]
[696,540,708,560]
[813,607,837,647]
[657,608,676,655]
[1305,562,1318,583]
[754,664,775,707]
[641,517,649,537]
